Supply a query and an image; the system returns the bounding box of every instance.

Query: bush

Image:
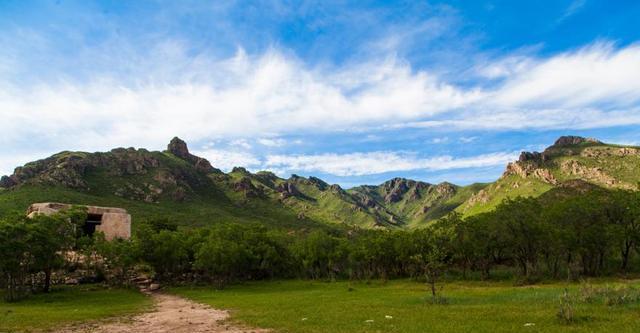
[579,283,640,306]
[557,289,574,324]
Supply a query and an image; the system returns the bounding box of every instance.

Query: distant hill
[1,135,638,229]
[459,136,640,215]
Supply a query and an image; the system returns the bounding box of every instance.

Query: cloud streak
[2,39,640,179]
[263,151,518,177]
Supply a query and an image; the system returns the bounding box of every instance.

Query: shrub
[557,289,574,324]
[578,282,640,306]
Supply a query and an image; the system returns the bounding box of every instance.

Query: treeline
[0,208,86,301]
[2,188,640,301]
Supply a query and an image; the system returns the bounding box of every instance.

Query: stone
[65,277,79,285]
[0,175,17,188]
[149,283,161,291]
[168,137,191,160]
[167,137,216,173]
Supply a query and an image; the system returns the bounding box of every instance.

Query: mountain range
[1,135,639,230]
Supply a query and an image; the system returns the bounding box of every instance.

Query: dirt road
[55,293,267,333]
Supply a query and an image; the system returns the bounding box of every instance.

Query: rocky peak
[276,182,301,199]
[553,136,601,147]
[308,176,328,190]
[167,137,216,173]
[168,137,190,159]
[518,151,545,163]
[435,182,456,194]
[231,167,250,174]
[382,178,411,203]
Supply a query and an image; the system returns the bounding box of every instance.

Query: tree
[0,216,30,301]
[25,213,74,292]
[410,227,450,299]
[604,190,640,271]
[94,235,139,285]
[495,197,545,278]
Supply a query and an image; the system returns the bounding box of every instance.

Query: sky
[1,0,640,187]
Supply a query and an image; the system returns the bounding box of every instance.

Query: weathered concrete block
[27,202,131,240]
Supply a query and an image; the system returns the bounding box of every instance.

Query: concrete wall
[97,212,131,240]
[27,202,131,240]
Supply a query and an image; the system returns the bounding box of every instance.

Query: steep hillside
[0,137,479,229]
[0,138,323,230]
[349,179,487,227]
[4,135,631,228]
[460,136,640,215]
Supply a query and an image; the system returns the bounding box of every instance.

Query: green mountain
[459,136,640,215]
[2,135,638,229]
[0,138,479,229]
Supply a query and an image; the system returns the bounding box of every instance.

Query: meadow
[173,279,640,333]
[0,285,151,332]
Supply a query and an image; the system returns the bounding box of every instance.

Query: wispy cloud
[3,41,639,156]
[263,151,518,176]
[258,138,288,147]
[558,0,587,23]
[194,149,261,171]
[2,37,640,180]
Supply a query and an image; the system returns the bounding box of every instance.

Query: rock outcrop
[168,137,217,173]
[553,136,601,147]
[276,182,301,199]
[0,149,161,189]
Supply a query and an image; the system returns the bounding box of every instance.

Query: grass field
[173,279,640,333]
[0,285,152,332]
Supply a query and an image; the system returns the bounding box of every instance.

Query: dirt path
[55,293,268,333]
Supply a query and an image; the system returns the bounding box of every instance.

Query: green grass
[460,175,554,216]
[173,279,640,333]
[0,183,325,232]
[0,285,152,332]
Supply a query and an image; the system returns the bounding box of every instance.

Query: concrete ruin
[27,202,131,240]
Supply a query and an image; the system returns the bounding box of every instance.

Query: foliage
[557,289,574,324]
[0,210,80,301]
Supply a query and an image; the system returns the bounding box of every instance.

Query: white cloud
[264,151,517,176]
[459,136,478,143]
[258,138,287,147]
[2,40,640,180]
[492,42,640,109]
[0,48,483,151]
[2,41,639,155]
[194,149,260,171]
[229,139,252,149]
[430,137,449,144]
[558,0,587,23]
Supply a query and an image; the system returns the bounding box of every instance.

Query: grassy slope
[174,279,640,333]
[0,151,330,231]
[459,175,554,216]
[0,285,151,332]
[411,182,489,227]
[459,143,640,216]
[0,184,322,232]
[549,144,640,186]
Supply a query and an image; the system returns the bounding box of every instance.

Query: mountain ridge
[2,135,639,229]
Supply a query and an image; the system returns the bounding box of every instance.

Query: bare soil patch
[54,292,267,333]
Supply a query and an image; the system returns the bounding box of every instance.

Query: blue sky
[1,0,640,187]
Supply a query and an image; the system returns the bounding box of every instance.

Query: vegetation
[173,279,640,333]
[0,209,86,301]
[0,285,151,332]
[5,187,639,301]
[2,136,640,331]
